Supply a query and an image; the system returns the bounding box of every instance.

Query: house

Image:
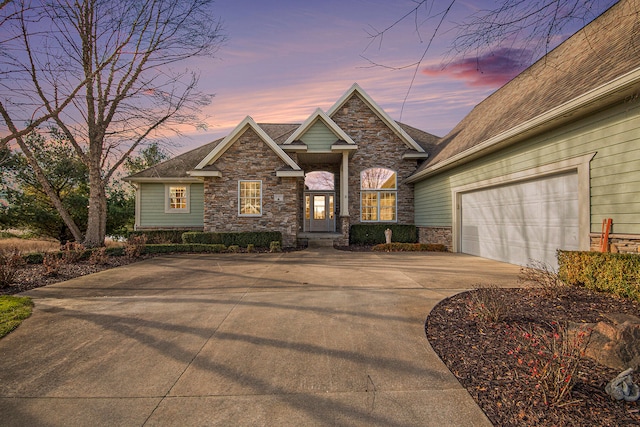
[125,0,640,267]
[409,0,640,267]
[124,84,439,248]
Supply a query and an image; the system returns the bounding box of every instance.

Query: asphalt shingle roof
[419,0,640,171]
[127,121,439,179]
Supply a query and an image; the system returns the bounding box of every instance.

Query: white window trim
[360,168,398,223]
[238,180,263,217]
[165,184,191,214]
[360,190,398,223]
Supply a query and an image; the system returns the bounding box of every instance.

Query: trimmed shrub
[23,252,44,264]
[372,243,447,252]
[227,245,240,253]
[105,247,125,257]
[349,224,417,245]
[246,244,255,253]
[142,244,227,254]
[558,250,640,302]
[182,231,281,248]
[128,229,193,244]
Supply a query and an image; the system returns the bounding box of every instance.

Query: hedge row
[128,229,194,244]
[558,250,640,302]
[349,224,417,245]
[21,243,277,264]
[182,231,281,248]
[372,243,447,252]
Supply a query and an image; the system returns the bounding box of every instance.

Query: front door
[306,193,335,232]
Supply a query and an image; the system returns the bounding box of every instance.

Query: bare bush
[125,235,147,259]
[88,247,109,265]
[42,253,64,277]
[0,248,25,287]
[467,284,509,323]
[519,259,566,297]
[61,242,86,264]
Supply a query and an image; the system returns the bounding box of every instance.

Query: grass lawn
[0,296,34,338]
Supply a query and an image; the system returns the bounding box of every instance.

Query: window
[165,185,190,213]
[305,171,334,190]
[239,180,262,216]
[360,168,397,222]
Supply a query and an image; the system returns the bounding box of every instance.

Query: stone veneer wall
[589,233,640,254]
[330,94,419,226]
[203,128,300,247]
[418,226,453,251]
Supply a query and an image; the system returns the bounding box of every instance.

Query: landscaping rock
[572,313,640,371]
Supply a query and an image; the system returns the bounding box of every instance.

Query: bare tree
[1,0,225,246]
[362,0,617,117]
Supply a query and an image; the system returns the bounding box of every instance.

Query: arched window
[361,168,397,222]
[305,171,334,190]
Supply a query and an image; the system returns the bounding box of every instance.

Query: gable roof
[283,108,357,146]
[409,0,640,182]
[327,83,427,153]
[124,123,300,182]
[194,116,301,171]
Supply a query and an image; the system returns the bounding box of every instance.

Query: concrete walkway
[0,248,520,426]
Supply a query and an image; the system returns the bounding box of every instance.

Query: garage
[460,172,579,268]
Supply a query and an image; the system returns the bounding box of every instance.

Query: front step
[307,239,335,248]
[298,232,343,248]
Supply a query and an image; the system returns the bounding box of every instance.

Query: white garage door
[460,172,579,268]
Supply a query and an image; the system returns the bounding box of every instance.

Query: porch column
[340,151,349,216]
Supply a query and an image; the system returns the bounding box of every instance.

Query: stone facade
[418,226,453,251]
[200,92,426,248]
[331,94,420,226]
[203,128,300,247]
[589,233,640,253]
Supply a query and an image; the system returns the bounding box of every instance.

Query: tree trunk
[83,163,107,248]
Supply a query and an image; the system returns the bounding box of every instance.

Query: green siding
[300,121,337,151]
[415,98,640,234]
[139,183,204,228]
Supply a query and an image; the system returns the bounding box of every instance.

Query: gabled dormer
[282,108,357,154]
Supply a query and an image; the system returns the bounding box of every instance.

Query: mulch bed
[426,286,640,426]
[0,257,145,295]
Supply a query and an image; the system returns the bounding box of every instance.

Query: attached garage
[459,173,579,268]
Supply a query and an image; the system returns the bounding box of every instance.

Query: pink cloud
[422,48,531,87]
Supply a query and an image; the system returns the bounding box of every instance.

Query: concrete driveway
[0,248,519,426]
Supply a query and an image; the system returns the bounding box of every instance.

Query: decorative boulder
[571,313,640,371]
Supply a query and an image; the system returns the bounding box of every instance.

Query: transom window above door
[305,171,334,190]
[361,168,397,222]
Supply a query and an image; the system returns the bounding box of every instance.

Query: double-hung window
[165,185,190,213]
[360,168,397,222]
[239,180,262,216]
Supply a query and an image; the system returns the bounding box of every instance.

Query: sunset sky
[177,0,547,152]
